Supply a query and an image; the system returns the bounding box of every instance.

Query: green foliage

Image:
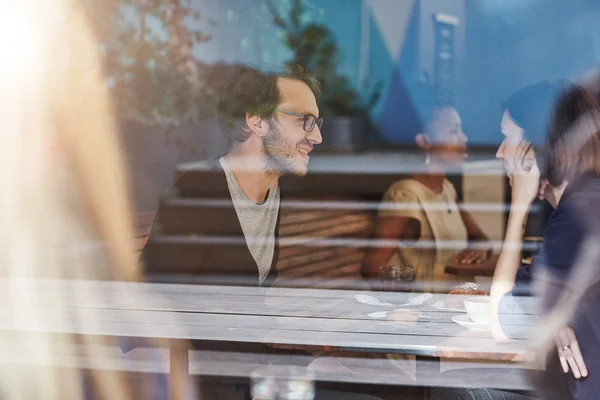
[267,0,381,117]
[82,0,217,126]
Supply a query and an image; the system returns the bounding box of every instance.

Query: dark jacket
[535,172,600,310]
[529,172,600,400]
[140,159,281,287]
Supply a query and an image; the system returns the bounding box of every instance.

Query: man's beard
[262,122,308,177]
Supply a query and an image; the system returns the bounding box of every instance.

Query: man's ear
[416,133,432,151]
[246,113,269,138]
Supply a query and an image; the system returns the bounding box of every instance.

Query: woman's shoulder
[384,177,458,202]
[569,177,600,222]
[545,201,584,237]
[379,179,427,220]
[541,202,585,269]
[384,178,427,200]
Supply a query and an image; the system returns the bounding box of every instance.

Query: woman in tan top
[362,105,492,291]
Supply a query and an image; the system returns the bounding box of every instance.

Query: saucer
[451,314,490,332]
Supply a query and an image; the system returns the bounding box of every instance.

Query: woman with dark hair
[434,81,600,400]
[489,81,600,399]
[491,82,599,327]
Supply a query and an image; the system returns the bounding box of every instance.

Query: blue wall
[459,0,600,145]
[190,0,600,145]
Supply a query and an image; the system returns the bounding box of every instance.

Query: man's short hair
[217,64,320,145]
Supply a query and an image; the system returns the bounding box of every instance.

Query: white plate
[451,315,490,332]
[355,294,394,307]
[430,301,465,312]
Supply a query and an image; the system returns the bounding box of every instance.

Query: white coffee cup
[464,297,491,324]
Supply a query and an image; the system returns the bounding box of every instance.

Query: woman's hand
[510,151,541,208]
[489,288,510,342]
[454,243,493,265]
[556,326,588,379]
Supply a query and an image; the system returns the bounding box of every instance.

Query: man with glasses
[141,65,323,287]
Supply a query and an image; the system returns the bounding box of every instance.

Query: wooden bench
[276,195,374,289]
[134,198,374,290]
[138,166,524,288]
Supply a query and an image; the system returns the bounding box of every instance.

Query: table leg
[416,355,441,400]
[169,346,190,400]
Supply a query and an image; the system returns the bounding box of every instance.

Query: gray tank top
[219,157,280,285]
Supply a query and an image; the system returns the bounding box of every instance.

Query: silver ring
[562,345,571,352]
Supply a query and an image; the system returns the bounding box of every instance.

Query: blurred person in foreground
[362,103,491,292]
[0,1,191,399]
[141,65,323,287]
[481,82,600,399]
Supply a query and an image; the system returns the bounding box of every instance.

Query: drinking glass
[378,265,415,292]
[250,366,315,400]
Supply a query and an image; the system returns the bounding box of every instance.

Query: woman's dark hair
[504,81,600,185]
[544,85,600,186]
[504,81,567,146]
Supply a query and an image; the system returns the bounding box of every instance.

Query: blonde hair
[0,1,187,398]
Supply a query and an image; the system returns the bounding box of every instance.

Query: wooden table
[445,238,543,277]
[444,254,499,277]
[0,279,539,397]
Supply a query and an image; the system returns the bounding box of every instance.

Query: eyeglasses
[274,109,323,132]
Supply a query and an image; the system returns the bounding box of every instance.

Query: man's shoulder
[178,157,222,172]
[171,158,229,198]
